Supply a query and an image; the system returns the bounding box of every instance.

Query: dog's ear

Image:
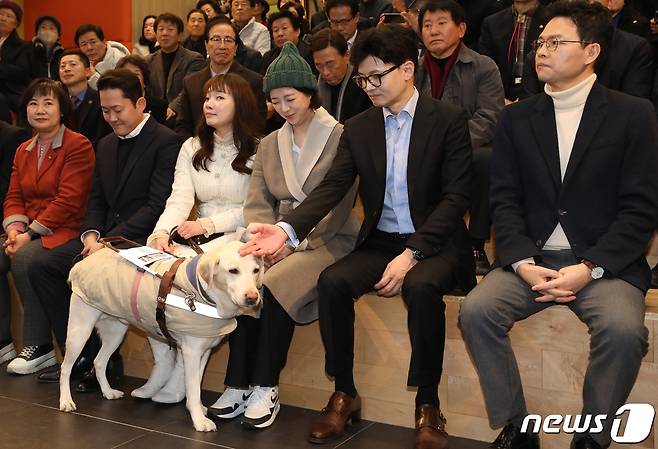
[197,255,216,288]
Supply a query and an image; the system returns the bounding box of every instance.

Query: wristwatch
[408,247,424,262]
[25,229,40,240]
[581,259,604,280]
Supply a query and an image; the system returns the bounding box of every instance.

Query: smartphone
[381,12,406,24]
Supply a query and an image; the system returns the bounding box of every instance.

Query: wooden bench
[9,281,658,448]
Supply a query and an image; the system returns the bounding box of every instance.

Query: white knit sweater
[148,134,253,245]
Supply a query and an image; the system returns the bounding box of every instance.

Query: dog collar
[185,255,216,306]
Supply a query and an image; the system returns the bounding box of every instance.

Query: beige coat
[245,107,359,323]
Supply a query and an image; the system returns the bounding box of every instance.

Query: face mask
[37,29,58,46]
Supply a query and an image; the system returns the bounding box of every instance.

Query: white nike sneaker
[242,386,280,429]
[0,340,16,365]
[207,387,253,420]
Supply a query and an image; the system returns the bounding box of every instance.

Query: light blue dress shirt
[278,88,420,246]
[376,88,419,234]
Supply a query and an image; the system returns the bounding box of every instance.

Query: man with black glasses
[460,2,658,448]
[241,24,475,449]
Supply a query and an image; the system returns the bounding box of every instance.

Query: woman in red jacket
[0,79,95,375]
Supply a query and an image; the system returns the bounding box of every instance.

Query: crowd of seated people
[0,0,657,448]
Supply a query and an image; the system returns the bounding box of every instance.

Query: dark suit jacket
[146,46,207,111]
[174,63,267,140]
[236,42,263,73]
[82,116,181,244]
[521,28,655,100]
[0,121,30,206]
[318,64,372,123]
[67,86,112,149]
[478,5,548,100]
[491,83,658,292]
[0,30,29,108]
[616,4,651,38]
[284,92,476,291]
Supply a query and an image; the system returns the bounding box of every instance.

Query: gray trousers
[459,250,649,448]
[0,239,52,346]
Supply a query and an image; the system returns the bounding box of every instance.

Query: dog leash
[99,236,199,349]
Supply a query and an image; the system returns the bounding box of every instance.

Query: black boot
[473,248,491,276]
[37,355,93,383]
[651,264,658,289]
[76,352,124,393]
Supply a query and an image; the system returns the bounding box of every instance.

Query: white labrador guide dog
[59,239,261,432]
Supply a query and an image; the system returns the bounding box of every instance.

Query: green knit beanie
[263,41,317,94]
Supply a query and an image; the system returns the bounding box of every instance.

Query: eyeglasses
[208,36,236,45]
[353,64,400,89]
[328,17,355,26]
[532,37,592,52]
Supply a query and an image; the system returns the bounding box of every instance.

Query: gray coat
[244,107,359,323]
[416,44,504,150]
[146,46,206,111]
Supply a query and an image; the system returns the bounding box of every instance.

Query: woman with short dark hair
[208,42,358,430]
[1,79,95,375]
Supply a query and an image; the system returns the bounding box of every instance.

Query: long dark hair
[194,73,263,174]
[139,15,158,53]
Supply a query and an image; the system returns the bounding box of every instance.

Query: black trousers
[317,230,456,388]
[469,146,492,242]
[224,287,295,388]
[28,237,102,357]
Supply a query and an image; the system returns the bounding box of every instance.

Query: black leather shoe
[37,356,93,383]
[571,437,602,449]
[651,264,658,289]
[474,248,491,276]
[76,354,124,393]
[490,423,540,449]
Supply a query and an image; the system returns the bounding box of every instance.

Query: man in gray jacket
[415,0,504,274]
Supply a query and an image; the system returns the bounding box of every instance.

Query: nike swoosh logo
[243,393,252,401]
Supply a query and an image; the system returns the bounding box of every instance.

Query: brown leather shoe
[415,404,449,449]
[307,391,362,444]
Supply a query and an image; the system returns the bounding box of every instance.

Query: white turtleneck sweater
[148,133,253,246]
[513,73,597,269]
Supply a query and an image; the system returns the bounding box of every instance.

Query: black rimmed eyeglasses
[352,64,401,89]
[532,37,592,52]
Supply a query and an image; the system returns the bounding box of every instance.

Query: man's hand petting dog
[240,223,288,257]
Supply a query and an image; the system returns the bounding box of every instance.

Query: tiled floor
[0,370,490,449]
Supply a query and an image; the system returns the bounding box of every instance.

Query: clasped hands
[516,262,592,303]
[3,230,30,256]
[240,224,417,296]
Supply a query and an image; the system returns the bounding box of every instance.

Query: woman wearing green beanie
[207,41,360,429]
